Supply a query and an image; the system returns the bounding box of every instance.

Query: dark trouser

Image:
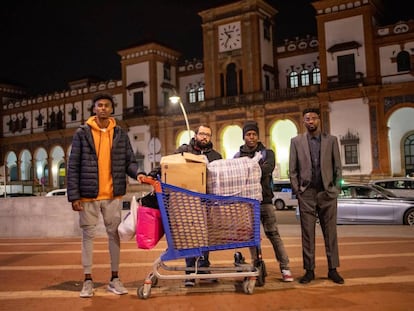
[250,203,290,271]
[185,251,210,274]
[298,188,340,271]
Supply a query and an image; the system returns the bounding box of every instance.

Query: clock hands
[224,29,234,37]
[223,29,233,47]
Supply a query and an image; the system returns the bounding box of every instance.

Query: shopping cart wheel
[255,260,267,287]
[242,277,256,294]
[138,283,152,299]
[149,273,158,286]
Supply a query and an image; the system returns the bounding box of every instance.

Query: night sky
[1,0,412,96]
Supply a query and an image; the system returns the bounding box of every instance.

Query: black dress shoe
[299,270,315,284]
[328,269,344,284]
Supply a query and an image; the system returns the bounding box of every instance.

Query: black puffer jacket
[67,124,138,202]
[235,142,275,204]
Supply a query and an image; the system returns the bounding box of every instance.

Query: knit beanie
[242,121,259,137]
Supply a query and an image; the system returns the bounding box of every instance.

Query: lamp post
[169,93,191,142]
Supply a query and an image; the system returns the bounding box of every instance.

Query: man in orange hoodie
[67,93,140,298]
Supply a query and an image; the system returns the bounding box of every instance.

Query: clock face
[218,21,242,52]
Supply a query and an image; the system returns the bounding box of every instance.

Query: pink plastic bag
[136,205,164,249]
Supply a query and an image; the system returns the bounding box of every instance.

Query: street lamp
[169,92,191,142]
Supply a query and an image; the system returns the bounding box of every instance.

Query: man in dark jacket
[67,93,140,298]
[177,125,222,287]
[146,125,221,287]
[234,121,293,282]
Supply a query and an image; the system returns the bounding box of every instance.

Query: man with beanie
[234,120,294,282]
[68,92,141,297]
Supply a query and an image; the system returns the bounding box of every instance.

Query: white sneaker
[282,269,294,282]
[80,279,94,298]
[107,278,128,295]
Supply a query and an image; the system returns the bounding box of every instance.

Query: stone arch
[19,149,32,181]
[221,125,244,159]
[50,146,65,188]
[270,119,297,179]
[33,147,48,186]
[176,129,195,148]
[387,107,414,176]
[5,151,17,181]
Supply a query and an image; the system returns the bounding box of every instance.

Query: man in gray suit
[289,108,344,284]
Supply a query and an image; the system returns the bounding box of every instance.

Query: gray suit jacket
[289,132,342,197]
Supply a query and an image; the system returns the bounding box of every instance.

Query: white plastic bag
[118,195,138,240]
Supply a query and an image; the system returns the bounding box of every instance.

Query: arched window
[188,88,197,103]
[300,69,310,86]
[197,86,205,102]
[312,68,321,85]
[20,150,32,181]
[289,71,299,88]
[404,133,414,175]
[397,51,411,72]
[163,62,171,81]
[226,63,238,96]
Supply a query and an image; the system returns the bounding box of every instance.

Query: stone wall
[0,196,131,238]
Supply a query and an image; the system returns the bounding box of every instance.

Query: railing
[44,122,66,131]
[327,72,364,90]
[123,106,149,119]
[164,87,319,115]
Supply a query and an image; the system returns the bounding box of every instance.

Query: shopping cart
[137,176,266,299]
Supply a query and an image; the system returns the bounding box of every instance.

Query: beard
[196,139,209,149]
[306,124,317,132]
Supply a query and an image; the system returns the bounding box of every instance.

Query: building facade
[1,0,413,194]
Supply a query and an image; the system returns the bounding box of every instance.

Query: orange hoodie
[86,116,116,200]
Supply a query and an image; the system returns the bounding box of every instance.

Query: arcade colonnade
[3,120,298,193]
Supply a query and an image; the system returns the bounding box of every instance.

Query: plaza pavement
[0,223,413,311]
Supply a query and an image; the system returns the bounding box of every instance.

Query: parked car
[369,177,414,198]
[272,180,298,210]
[45,188,67,197]
[295,183,414,225]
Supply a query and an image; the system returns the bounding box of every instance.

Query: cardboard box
[160,152,207,193]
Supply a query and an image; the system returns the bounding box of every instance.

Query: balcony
[327,72,364,90]
[123,106,149,119]
[155,87,320,117]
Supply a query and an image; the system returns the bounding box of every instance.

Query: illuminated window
[300,69,310,86]
[312,68,321,84]
[340,130,360,170]
[197,86,205,101]
[289,71,299,88]
[188,88,197,103]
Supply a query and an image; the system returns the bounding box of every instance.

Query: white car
[46,188,67,197]
[272,180,298,210]
[369,177,414,198]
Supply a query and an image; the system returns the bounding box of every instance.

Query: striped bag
[206,155,262,201]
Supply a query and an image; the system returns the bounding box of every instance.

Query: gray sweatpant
[79,199,122,275]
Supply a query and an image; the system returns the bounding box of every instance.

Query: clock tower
[199,0,277,100]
